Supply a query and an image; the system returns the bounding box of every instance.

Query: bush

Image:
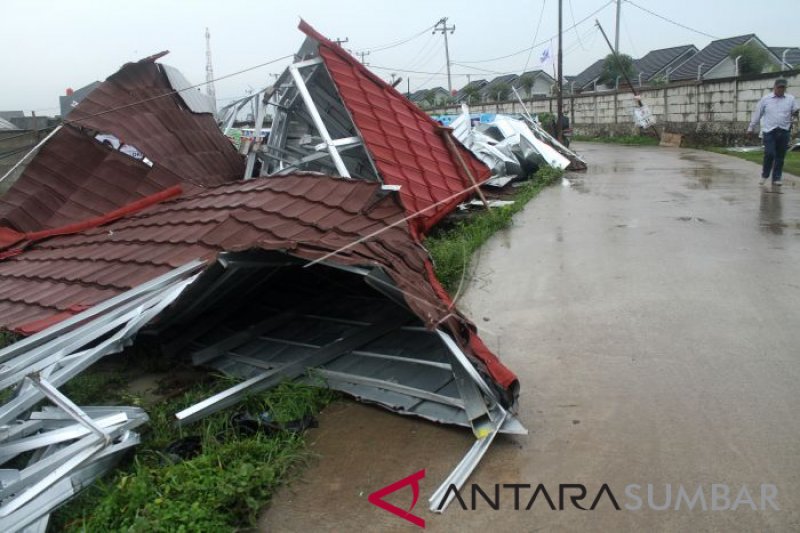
[729,43,770,76]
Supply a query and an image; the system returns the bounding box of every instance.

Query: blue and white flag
[538,45,553,68]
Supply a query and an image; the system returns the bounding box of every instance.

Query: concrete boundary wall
[429,70,800,145]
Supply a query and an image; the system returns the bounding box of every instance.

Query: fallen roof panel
[286,21,492,234]
[0,54,244,233]
[0,174,518,398]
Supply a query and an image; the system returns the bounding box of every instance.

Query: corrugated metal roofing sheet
[299,21,491,235]
[0,55,243,233]
[65,54,242,184]
[0,127,191,232]
[0,174,517,395]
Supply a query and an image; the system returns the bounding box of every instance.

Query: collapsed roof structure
[248,20,492,236]
[0,22,526,528]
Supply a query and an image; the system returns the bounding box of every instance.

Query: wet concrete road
[262,143,800,532]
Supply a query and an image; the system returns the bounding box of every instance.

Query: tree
[461,85,482,105]
[493,82,511,102]
[518,74,536,98]
[598,53,636,86]
[729,43,770,76]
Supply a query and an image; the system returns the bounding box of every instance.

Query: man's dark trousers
[763,128,790,181]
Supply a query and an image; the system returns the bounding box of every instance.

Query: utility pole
[614,0,621,54]
[205,28,216,108]
[433,17,455,93]
[557,0,564,141]
[595,19,660,140]
[356,50,370,65]
[333,37,349,46]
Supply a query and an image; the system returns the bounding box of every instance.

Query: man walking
[747,78,799,187]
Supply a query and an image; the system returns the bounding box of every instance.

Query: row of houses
[408,34,800,106]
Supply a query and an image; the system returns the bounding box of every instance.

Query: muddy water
[262,143,800,532]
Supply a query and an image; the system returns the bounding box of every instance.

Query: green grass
[426,167,563,292]
[572,134,659,146]
[707,147,800,177]
[49,371,336,532]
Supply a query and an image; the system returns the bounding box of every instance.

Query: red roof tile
[0,174,517,397]
[298,20,491,235]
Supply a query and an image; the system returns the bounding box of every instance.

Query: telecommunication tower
[205,28,216,106]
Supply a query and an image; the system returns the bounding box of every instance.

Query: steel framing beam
[312,368,464,409]
[177,311,406,424]
[288,64,351,177]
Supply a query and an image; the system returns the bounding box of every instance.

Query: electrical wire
[522,0,549,73]
[457,0,614,64]
[411,65,448,93]
[351,23,436,53]
[406,38,444,73]
[624,0,719,40]
[623,15,639,58]
[0,53,295,144]
[0,144,38,162]
[567,0,587,51]
[401,34,438,71]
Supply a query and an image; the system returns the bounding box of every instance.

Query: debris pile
[0,20,552,527]
[450,104,586,188]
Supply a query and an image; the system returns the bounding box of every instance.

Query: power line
[523,0,549,72]
[0,53,295,144]
[623,14,638,57]
[457,0,614,64]
[0,143,39,162]
[403,35,442,73]
[624,0,719,40]
[567,0,587,51]
[351,23,436,53]
[411,65,448,93]
[374,25,600,85]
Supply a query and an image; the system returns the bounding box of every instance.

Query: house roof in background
[570,58,606,89]
[516,69,555,84]
[480,74,519,97]
[670,34,768,80]
[0,111,24,121]
[454,79,488,101]
[0,117,19,130]
[59,81,102,119]
[771,47,800,68]
[634,44,698,81]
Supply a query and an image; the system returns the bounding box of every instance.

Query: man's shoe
[760,178,767,185]
[774,180,783,186]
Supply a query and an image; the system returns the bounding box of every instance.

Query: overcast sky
[1,0,797,114]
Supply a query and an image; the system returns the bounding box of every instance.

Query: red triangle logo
[368,469,426,528]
